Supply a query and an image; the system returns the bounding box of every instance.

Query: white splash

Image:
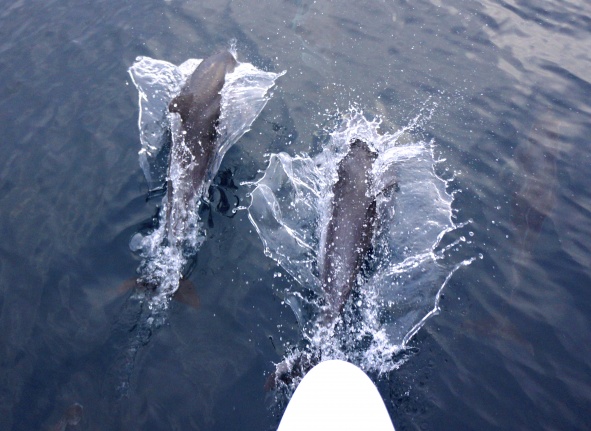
[128,52,285,308]
[248,108,473,384]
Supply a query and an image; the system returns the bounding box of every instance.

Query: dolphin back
[169,51,237,137]
[165,51,238,242]
[321,139,377,318]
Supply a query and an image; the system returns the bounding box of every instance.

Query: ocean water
[0,0,590,430]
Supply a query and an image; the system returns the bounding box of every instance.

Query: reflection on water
[0,0,590,430]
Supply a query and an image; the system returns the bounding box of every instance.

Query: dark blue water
[1,0,590,430]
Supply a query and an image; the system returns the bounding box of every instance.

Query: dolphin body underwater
[165,51,237,246]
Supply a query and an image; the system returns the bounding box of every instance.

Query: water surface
[0,0,590,430]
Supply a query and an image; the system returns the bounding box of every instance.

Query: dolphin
[267,139,379,388]
[320,138,378,321]
[49,403,83,431]
[124,52,237,300]
[165,50,238,243]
